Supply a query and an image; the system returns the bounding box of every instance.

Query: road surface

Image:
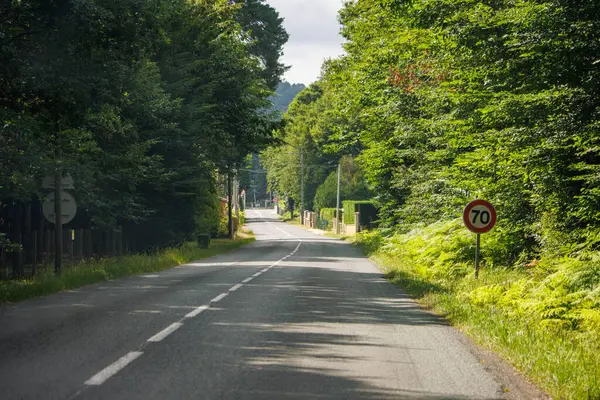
[0,209,522,399]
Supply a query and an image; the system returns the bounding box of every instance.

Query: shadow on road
[155,252,501,399]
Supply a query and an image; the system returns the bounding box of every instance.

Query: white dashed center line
[81,212,302,391]
[85,351,143,386]
[185,305,208,319]
[147,322,183,343]
[229,283,243,292]
[210,293,228,303]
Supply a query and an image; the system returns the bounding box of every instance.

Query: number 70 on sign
[463,199,496,234]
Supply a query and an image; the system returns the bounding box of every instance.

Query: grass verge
[354,225,599,400]
[323,231,354,241]
[0,232,255,304]
[280,214,352,240]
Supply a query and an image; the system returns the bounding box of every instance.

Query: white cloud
[267,0,345,85]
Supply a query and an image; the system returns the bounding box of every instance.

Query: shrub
[319,207,339,221]
[342,200,377,225]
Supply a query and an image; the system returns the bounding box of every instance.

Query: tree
[262,83,337,211]
[0,0,289,272]
[271,81,306,113]
[232,0,290,90]
[260,0,600,266]
[313,156,372,213]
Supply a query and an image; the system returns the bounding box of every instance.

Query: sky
[267,0,345,85]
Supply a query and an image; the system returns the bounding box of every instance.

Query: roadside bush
[319,208,338,222]
[342,200,377,225]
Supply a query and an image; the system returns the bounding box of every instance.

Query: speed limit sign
[463,199,496,234]
[463,199,496,279]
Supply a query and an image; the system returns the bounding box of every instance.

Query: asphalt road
[0,209,513,399]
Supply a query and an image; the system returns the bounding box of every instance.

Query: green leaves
[1,0,287,247]
[261,0,600,265]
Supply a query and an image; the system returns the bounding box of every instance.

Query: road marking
[147,322,183,343]
[185,305,208,318]
[255,209,294,237]
[81,212,304,391]
[85,351,143,386]
[210,293,228,303]
[229,283,243,292]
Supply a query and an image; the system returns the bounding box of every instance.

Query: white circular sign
[43,191,77,225]
[463,199,496,233]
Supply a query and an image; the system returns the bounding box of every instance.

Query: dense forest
[271,81,306,113]
[268,0,600,280]
[262,1,600,397]
[262,84,373,213]
[0,0,287,274]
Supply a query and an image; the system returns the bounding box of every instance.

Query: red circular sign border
[463,199,497,234]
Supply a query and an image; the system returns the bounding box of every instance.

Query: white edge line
[229,283,243,292]
[242,277,253,283]
[85,351,143,386]
[147,322,183,343]
[253,272,261,277]
[185,305,208,318]
[210,293,228,303]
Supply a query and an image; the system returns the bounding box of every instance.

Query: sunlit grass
[0,233,255,304]
[323,231,354,241]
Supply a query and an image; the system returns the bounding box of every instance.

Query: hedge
[319,207,338,221]
[342,200,377,225]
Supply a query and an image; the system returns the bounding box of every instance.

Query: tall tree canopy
[0,0,288,250]
[232,0,289,90]
[263,0,600,264]
[262,83,341,211]
[271,81,306,113]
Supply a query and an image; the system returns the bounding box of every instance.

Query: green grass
[354,224,600,400]
[0,233,255,304]
[281,212,354,241]
[281,212,301,225]
[323,231,353,241]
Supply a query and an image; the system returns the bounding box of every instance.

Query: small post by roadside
[228,169,233,239]
[335,163,341,234]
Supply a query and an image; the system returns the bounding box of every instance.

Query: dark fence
[0,199,157,280]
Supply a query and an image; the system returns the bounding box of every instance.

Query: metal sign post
[54,169,62,274]
[475,233,481,279]
[463,199,497,279]
[43,172,77,275]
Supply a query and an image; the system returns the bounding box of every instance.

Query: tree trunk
[228,171,234,239]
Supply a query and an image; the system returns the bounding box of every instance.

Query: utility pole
[300,148,305,224]
[335,162,341,234]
